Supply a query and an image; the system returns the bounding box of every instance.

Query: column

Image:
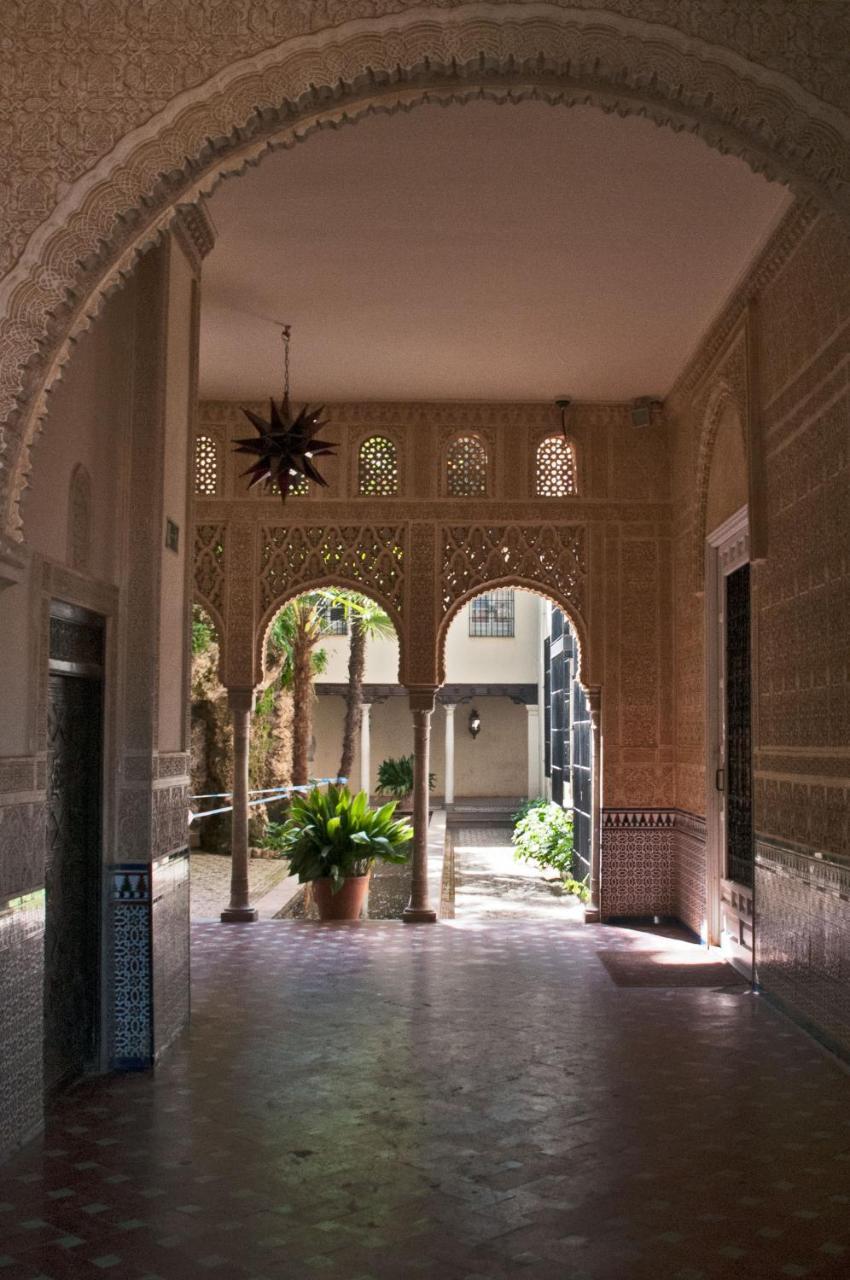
[585,687,602,924]
[443,703,455,807]
[221,688,258,922]
[403,689,438,923]
[359,701,371,796]
[525,703,540,798]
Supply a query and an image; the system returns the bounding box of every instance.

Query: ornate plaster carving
[2,5,850,543]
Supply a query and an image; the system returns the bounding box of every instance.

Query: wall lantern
[468,708,481,739]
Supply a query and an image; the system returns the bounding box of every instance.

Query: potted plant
[278,784,412,920]
[376,754,435,812]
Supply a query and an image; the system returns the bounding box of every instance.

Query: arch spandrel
[2,4,849,543]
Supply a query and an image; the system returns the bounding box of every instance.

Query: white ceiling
[199,100,790,403]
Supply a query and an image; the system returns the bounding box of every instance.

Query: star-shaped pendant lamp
[234,325,338,501]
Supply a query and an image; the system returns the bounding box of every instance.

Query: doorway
[706,508,754,973]
[44,602,104,1094]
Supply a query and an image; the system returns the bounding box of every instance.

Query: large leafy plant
[512,800,574,878]
[278,784,412,892]
[376,754,435,800]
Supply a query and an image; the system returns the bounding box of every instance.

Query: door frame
[704,505,751,957]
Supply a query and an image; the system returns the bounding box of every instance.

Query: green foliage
[330,590,396,641]
[192,605,215,655]
[512,800,575,879]
[562,873,590,904]
[266,602,327,689]
[511,796,549,824]
[276,784,412,891]
[376,755,435,800]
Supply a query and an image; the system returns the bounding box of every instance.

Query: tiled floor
[2,920,850,1279]
[449,827,585,921]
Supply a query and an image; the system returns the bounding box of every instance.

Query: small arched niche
[705,402,747,536]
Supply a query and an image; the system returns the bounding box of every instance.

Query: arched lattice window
[358,435,398,495]
[194,434,219,496]
[535,435,577,497]
[446,435,488,496]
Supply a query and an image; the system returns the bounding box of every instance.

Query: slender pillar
[585,687,602,924]
[359,701,371,796]
[403,689,438,923]
[221,688,258,923]
[525,703,540,799]
[443,703,456,807]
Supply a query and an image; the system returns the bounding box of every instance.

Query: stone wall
[668,205,850,1047]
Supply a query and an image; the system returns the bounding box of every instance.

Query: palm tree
[267,595,327,786]
[335,593,395,786]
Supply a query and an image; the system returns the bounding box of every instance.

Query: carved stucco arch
[254,578,406,685]
[436,576,589,688]
[3,2,850,544]
[692,378,747,593]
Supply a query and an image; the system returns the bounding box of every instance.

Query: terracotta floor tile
[2,920,850,1278]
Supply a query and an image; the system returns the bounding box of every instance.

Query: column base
[220,906,259,923]
[584,905,601,924]
[402,905,438,924]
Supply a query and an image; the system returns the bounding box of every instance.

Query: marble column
[443,703,455,807]
[585,686,602,924]
[525,703,540,799]
[221,688,258,923]
[359,701,371,796]
[403,689,438,923]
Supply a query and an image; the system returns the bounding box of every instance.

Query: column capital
[227,687,254,714]
[406,686,438,714]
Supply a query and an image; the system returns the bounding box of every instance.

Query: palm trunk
[339,617,366,783]
[291,617,315,786]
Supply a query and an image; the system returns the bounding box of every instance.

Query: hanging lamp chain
[282,324,292,418]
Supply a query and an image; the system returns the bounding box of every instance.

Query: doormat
[597,950,748,988]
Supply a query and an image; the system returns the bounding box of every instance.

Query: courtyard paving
[448,826,585,921]
[2,919,850,1279]
[190,853,292,921]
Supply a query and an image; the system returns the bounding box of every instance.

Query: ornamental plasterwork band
[2,4,850,542]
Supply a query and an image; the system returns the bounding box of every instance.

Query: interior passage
[2,922,849,1280]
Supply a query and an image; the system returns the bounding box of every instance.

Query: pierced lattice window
[358,435,398,495]
[535,435,577,497]
[194,434,219,496]
[269,474,308,498]
[446,435,488,496]
[469,590,515,637]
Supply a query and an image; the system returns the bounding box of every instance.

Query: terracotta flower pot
[310,872,371,921]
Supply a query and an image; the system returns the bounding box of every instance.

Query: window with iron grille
[446,435,488,496]
[194,434,219,496]
[535,435,577,497]
[316,599,348,635]
[358,435,399,495]
[468,589,515,637]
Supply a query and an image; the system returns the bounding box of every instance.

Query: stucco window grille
[358,435,399,495]
[316,599,348,635]
[194,434,219,496]
[469,589,515,637]
[446,435,488,496]
[268,474,308,497]
[535,435,577,497]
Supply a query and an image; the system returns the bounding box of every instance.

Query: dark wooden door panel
[45,671,102,1094]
